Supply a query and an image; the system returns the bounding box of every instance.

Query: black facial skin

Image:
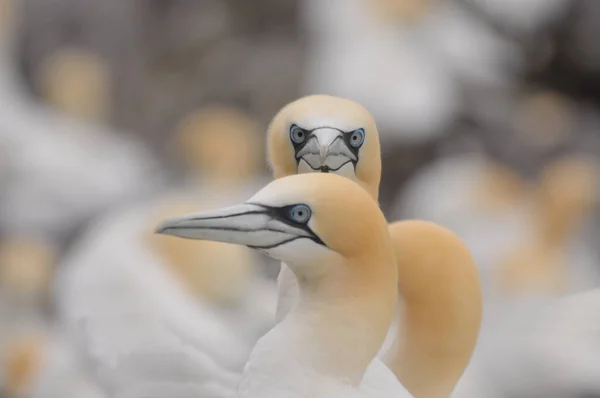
[289,125,363,171]
[245,202,326,249]
[169,202,326,249]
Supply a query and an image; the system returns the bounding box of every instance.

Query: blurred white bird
[0,332,109,398]
[392,151,535,296]
[0,3,164,246]
[395,151,600,398]
[0,236,108,398]
[301,0,517,145]
[55,200,274,398]
[54,105,277,398]
[395,152,600,297]
[454,288,600,398]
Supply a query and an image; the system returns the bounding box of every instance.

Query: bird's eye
[290,125,307,144]
[289,204,311,224]
[349,128,365,148]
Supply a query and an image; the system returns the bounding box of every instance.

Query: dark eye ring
[290,125,307,144]
[349,128,365,148]
[289,204,311,224]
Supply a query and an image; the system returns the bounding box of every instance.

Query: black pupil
[297,131,303,137]
[297,210,304,217]
[352,134,358,141]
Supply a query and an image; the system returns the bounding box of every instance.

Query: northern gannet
[54,105,276,398]
[0,0,163,247]
[156,172,413,398]
[390,143,600,395]
[497,155,600,294]
[0,238,107,398]
[393,152,537,296]
[267,94,482,398]
[38,47,112,124]
[301,0,519,145]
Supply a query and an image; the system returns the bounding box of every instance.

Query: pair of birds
[156,94,483,398]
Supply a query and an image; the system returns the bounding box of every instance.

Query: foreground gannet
[156,172,412,398]
[267,94,482,398]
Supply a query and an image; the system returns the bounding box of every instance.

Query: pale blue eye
[290,125,307,144]
[349,128,365,148]
[289,204,311,224]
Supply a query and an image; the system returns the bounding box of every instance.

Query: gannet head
[39,48,111,123]
[267,95,381,200]
[156,173,392,280]
[175,106,263,182]
[2,334,45,398]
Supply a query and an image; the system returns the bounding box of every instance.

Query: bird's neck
[386,223,482,398]
[240,255,397,398]
[274,262,299,323]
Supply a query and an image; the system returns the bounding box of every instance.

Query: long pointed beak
[317,130,339,165]
[155,203,315,249]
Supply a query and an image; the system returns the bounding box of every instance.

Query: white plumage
[55,197,276,398]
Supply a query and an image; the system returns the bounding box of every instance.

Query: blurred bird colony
[0,0,599,397]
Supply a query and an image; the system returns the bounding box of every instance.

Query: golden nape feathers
[0,238,56,299]
[496,155,598,294]
[472,161,529,214]
[146,201,254,305]
[174,106,264,183]
[516,91,573,151]
[155,172,400,389]
[496,239,565,294]
[2,334,45,398]
[369,0,432,24]
[267,94,381,200]
[388,220,482,398]
[38,48,111,123]
[266,95,483,397]
[535,155,598,244]
[0,0,13,40]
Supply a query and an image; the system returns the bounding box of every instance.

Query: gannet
[156,172,413,398]
[393,152,537,296]
[0,0,163,246]
[267,94,482,398]
[0,238,107,398]
[301,0,519,145]
[54,105,276,398]
[497,155,600,294]
[389,142,600,395]
[38,47,111,124]
[265,94,600,398]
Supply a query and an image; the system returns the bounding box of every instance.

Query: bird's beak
[155,203,316,250]
[296,128,357,172]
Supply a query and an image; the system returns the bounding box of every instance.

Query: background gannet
[0,238,106,398]
[395,151,600,298]
[0,4,163,393]
[0,26,163,249]
[496,155,600,294]
[266,94,482,398]
[53,105,277,398]
[156,172,413,398]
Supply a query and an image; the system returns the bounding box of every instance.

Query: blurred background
[0,0,600,397]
